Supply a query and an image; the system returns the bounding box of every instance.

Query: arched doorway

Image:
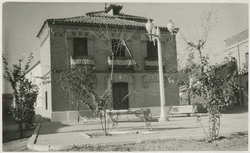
[113,82,129,110]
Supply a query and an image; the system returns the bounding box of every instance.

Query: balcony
[70,56,95,68]
[144,57,165,70]
[108,56,136,70]
[241,62,248,73]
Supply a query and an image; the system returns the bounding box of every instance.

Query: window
[147,41,158,60]
[73,38,88,56]
[245,52,248,65]
[246,81,248,94]
[112,39,125,57]
[45,91,48,110]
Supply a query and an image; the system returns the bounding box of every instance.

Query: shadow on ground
[220,106,248,114]
[38,122,71,135]
[2,117,36,143]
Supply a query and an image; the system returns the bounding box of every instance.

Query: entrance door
[113,82,129,110]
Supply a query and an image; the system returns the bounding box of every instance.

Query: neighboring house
[2,93,13,119]
[224,30,248,106]
[3,62,42,120]
[179,60,238,107]
[179,30,248,108]
[224,30,248,72]
[36,4,179,122]
[25,61,43,115]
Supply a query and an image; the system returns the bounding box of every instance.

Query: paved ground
[33,108,248,150]
[2,107,248,151]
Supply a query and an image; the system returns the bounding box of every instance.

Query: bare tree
[88,24,139,134]
[89,24,138,79]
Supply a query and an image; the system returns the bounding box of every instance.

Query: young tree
[60,65,95,120]
[2,53,39,138]
[173,10,242,143]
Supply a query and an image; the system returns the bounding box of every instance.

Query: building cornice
[224,39,248,51]
[50,69,169,74]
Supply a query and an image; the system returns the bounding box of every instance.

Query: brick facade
[37,5,179,122]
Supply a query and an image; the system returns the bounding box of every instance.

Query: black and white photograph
[2,0,249,151]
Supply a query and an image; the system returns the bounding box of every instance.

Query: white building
[224,30,248,106]
[224,30,248,72]
[25,61,44,116]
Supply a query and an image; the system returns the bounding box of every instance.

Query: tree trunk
[104,109,107,135]
[208,106,220,141]
[19,121,24,138]
[24,124,27,138]
[77,97,79,123]
[111,52,114,80]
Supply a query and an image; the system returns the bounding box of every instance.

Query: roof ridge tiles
[85,10,105,15]
[47,15,89,21]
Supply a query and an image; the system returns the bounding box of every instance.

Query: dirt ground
[2,107,248,151]
[64,131,248,151]
[3,131,248,151]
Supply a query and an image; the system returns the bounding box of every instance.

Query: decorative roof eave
[224,29,249,48]
[37,17,170,37]
[50,21,168,31]
[224,29,249,43]
[40,19,168,30]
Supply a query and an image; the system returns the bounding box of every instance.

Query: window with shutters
[147,41,158,60]
[73,38,88,56]
[112,39,125,57]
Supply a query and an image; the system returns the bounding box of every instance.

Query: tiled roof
[47,15,150,28]
[37,4,168,37]
[85,11,148,22]
[47,4,150,27]
[224,30,249,48]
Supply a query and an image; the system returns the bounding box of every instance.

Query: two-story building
[36,4,179,122]
[224,30,248,106]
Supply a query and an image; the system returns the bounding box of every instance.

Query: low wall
[51,110,96,123]
[50,107,172,123]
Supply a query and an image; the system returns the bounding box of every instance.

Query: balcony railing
[108,56,136,70]
[241,62,248,73]
[70,56,95,68]
[144,57,165,70]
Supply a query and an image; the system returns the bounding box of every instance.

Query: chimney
[105,4,123,15]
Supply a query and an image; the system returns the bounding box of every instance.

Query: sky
[1,1,249,93]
